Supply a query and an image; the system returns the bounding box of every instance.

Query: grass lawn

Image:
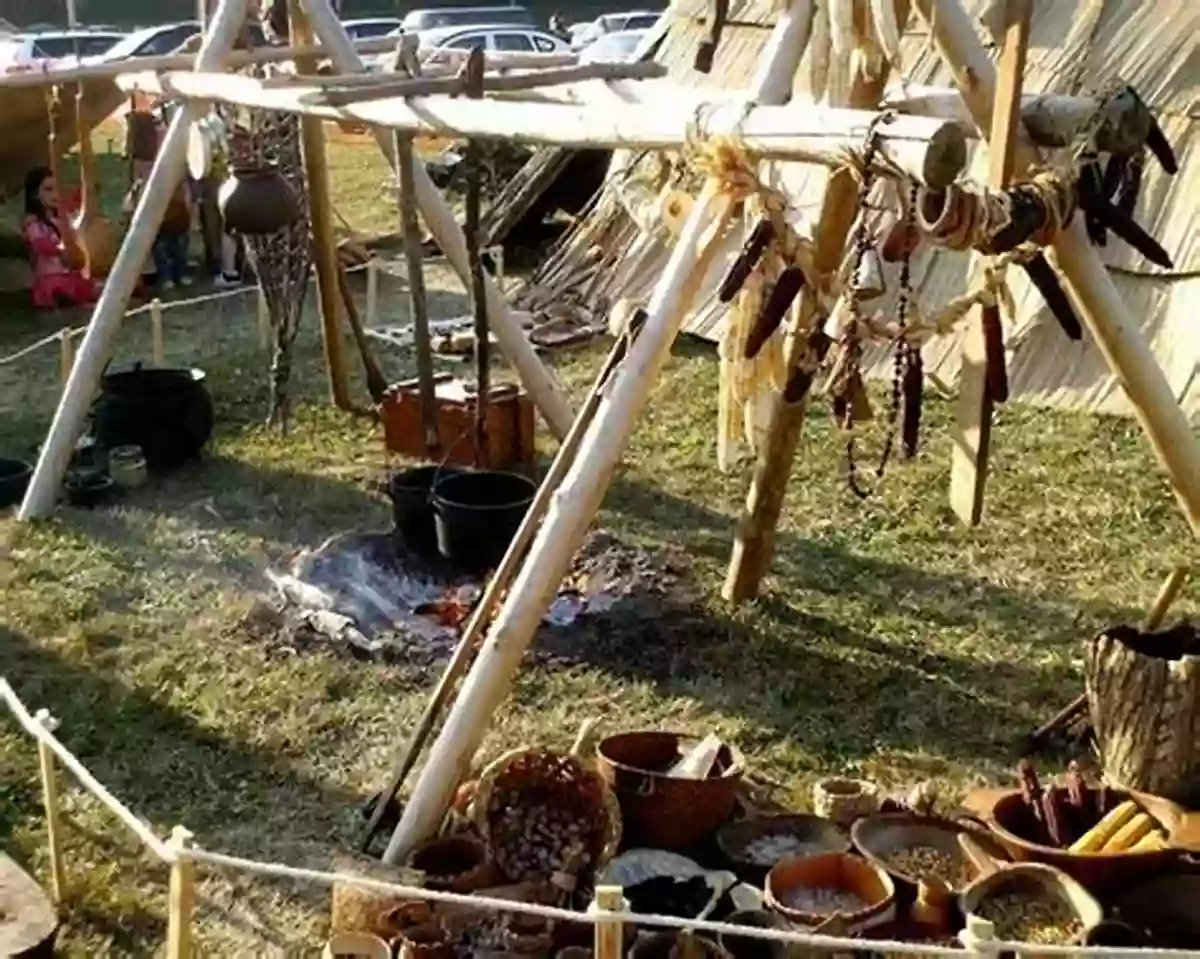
[1,129,1196,956]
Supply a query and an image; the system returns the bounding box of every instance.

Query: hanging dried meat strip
[981,303,1009,404]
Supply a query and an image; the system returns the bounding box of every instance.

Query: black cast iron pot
[92,365,214,472]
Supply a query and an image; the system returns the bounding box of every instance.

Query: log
[480,147,577,248]
[948,0,1031,528]
[723,2,910,604]
[17,0,249,520]
[1086,622,1200,806]
[293,0,575,439]
[142,69,960,181]
[308,60,665,106]
[911,0,1200,537]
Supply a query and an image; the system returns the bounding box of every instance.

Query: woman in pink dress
[21,167,98,310]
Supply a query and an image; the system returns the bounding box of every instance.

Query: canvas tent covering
[531,0,1197,419]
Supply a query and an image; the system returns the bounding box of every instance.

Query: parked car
[342,17,403,41]
[398,5,536,33]
[578,28,648,63]
[0,30,124,73]
[82,22,199,63]
[570,10,659,50]
[417,23,568,54]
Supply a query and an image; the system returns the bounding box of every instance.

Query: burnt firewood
[718,217,776,303]
[1022,256,1083,340]
[743,267,806,360]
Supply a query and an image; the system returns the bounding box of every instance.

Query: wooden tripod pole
[462,48,490,460]
[361,315,645,853]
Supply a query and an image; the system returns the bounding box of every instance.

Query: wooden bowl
[718,814,850,884]
[852,813,982,896]
[983,787,1185,892]
[765,852,895,931]
[960,862,1102,956]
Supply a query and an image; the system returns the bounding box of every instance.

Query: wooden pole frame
[295,0,575,441]
[290,0,353,411]
[723,1,911,604]
[947,0,1033,526]
[911,0,1200,536]
[17,0,250,520]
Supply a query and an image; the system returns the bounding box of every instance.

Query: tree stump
[1086,623,1200,806]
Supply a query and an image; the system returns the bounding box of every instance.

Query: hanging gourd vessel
[218,161,300,235]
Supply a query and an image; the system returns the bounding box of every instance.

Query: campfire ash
[249,529,686,666]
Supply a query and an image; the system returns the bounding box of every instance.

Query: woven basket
[474,748,621,883]
[329,853,422,938]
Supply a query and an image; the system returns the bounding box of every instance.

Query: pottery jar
[218,162,300,235]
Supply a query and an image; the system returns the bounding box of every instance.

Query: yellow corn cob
[1102,812,1155,852]
[1128,830,1168,853]
[1068,800,1140,853]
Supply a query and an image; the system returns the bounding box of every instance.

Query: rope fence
[0,249,507,377]
[3,677,1199,958]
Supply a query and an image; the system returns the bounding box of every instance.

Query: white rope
[4,679,1200,957]
[0,678,175,862]
[0,257,404,364]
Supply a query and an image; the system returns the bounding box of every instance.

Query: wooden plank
[481,147,576,248]
[947,0,1032,526]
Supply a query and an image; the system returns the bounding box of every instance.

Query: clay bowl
[984,787,1185,892]
[959,862,1102,956]
[764,852,895,932]
[406,833,496,892]
[852,813,984,901]
[718,814,850,884]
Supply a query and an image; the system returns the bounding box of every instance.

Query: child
[21,167,98,310]
[153,177,194,291]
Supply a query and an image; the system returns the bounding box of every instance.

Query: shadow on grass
[0,624,363,952]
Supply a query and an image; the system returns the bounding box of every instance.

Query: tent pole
[723,1,911,603]
[378,0,816,864]
[382,181,735,866]
[17,0,249,520]
[298,0,574,440]
[911,0,1200,536]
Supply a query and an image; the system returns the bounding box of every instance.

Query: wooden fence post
[166,826,195,959]
[33,709,66,903]
[590,885,626,959]
[365,257,379,328]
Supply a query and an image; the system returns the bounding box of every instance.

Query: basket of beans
[961,862,1102,955]
[475,748,622,885]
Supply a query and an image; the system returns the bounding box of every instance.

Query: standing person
[152,174,194,291]
[21,167,98,310]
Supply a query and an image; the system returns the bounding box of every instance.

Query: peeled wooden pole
[724,2,909,603]
[912,0,1200,535]
[297,0,573,440]
[290,0,352,410]
[17,0,249,520]
[948,0,1032,526]
[382,182,735,864]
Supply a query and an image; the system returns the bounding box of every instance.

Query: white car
[0,30,124,73]
[81,22,199,64]
[570,11,659,50]
[342,18,403,41]
[418,24,569,55]
[399,6,536,32]
[578,28,649,64]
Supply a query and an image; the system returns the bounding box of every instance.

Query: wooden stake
[948,0,1032,526]
[365,257,379,328]
[382,180,734,863]
[590,886,627,959]
[291,0,352,411]
[724,2,910,604]
[257,286,271,348]
[33,709,66,904]
[912,0,1200,536]
[166,826,195,959]
[17,0,250,520]
[150,298,165,366]
[394,126,439,452]
[462,48,490,461]
[58,331,75,386]
[291,0,575,439]
[369,322,643,856]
